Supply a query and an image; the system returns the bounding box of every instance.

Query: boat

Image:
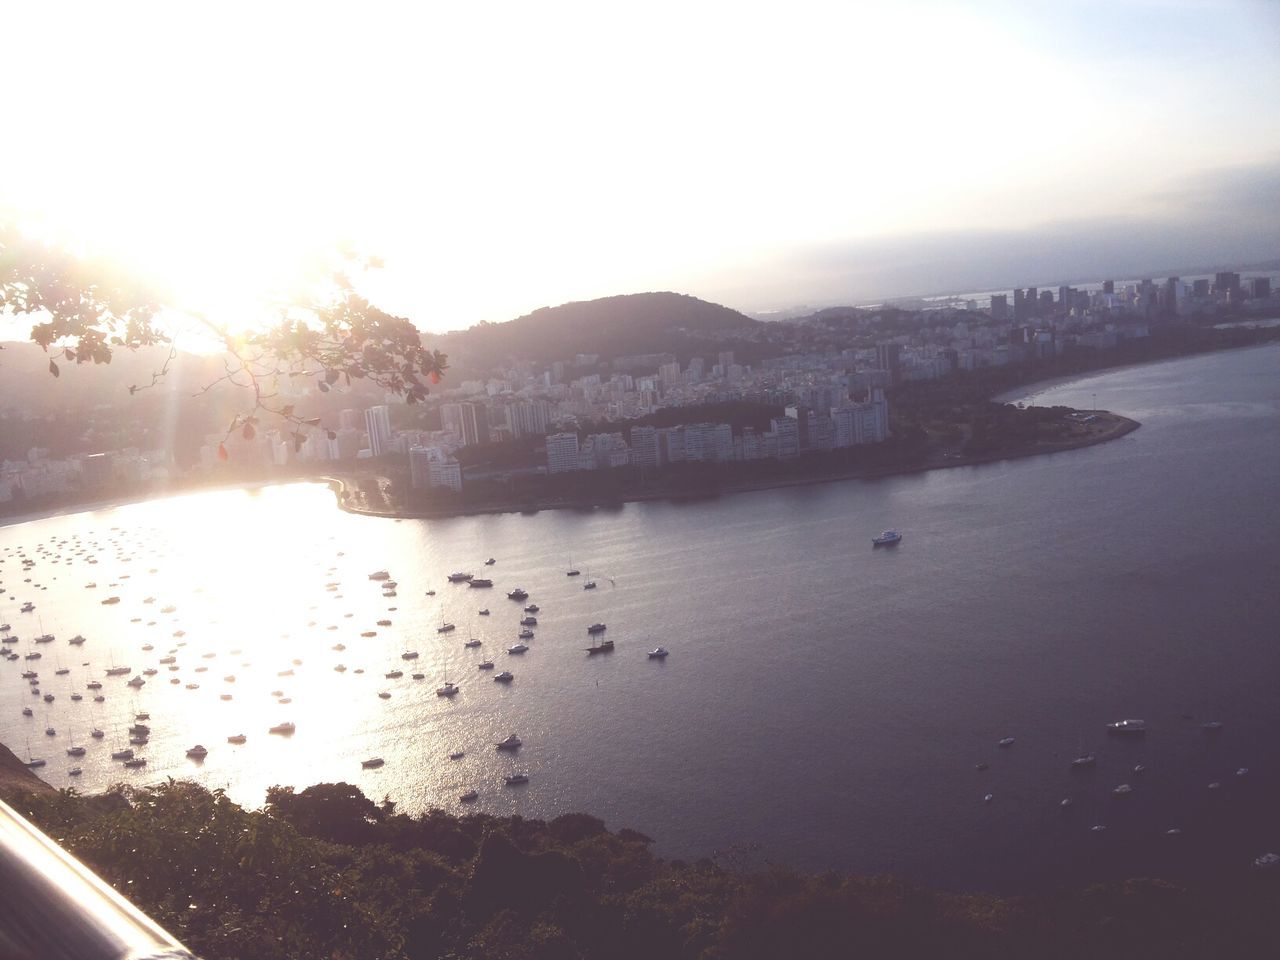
[587,622,607,634]
[524,604,539,613]
[105,665,131,676]
[385,670,403,679]
[90,728,104,739]
[468,578,493,588]
[872,530,903,546]
[517,628,534,639]
[425,590,436,597]
[449,751,465,760]
[269,722,296,735]
[478,660,495,670]
[648,647,669,658]
[586,639,615,654]
[68,767,82,777]
[436,682,459,697]
[459,790,478,803]
[126,676,145,688]
[24,652,40,660]
[66,745,86,758]
[507,643,528,654]
[478,608,490,615]
[42,694,54,703]
[401,651,419,660]
[111,748,135,760]
[123,758,147,769]
[186,745,208,759]
[437,623,456,633]
[520,616,537,626]
[227,734,247,744]
[493,670,514,683]
[412,673,425,680]
[485,558,496,566]
[447,572,473,582]
[20,601,35,612]
[997,737,1015,748]
[1106,719,1148,736]
[583,580,597,590]
[504,773,529,785]
[86,681,102,689]
[368,570,391,581]
[1202,720,1224,733]
[464,638,482,648]
[361,758,385,769]
[21,707,32,717]
[496,733,522,750]
[1071,754,1097,769]
[158,656,176,664]
[34,634,54,644]
[1112,784,1134,796]
[100,597,120,605]
[25,758,46,769]
[506,588,528,601]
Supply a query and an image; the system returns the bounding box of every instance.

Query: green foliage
[9,778,1280,960]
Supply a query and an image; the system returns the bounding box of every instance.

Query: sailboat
[566,557,580,577]
[582,567,597,590]
[24,737,45,769]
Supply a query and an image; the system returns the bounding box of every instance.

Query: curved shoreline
[331,410,1141,522]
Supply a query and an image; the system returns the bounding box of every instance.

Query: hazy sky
[2,0,1277,333]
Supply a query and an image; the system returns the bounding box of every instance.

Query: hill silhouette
[434,291,763,377]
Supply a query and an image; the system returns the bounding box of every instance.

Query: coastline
[333,410,1141,522]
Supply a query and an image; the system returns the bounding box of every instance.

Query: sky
[2,0,1278,334]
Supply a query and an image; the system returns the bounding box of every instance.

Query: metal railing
[0,798,197,960]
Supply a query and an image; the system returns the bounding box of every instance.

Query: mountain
[432,292,764,378]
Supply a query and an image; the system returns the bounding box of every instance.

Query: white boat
[478,608,490,615]
[485,558,496,565]
[506,588,528,601]
[186,745,209,759]
[507,643,528,654]
[1106,719,1147,736]
[496,733,522,750]
[436,682,459,697]
[464,638,482,648]
[1070,754,1097,769]
[648,647,669,659]
[493,670,514,683]
[1112,783,1134,796]
[66,746,86,757]
[997,737,1015,748]
[447,572,473,582]
[90,728,104,739]
[524,604,540,613]
[504,773,529,785]
[872,530,902,546]
[517,628,534,639]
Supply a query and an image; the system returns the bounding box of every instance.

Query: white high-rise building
[364,405,393,457]
[545,433,580,474]
[629,426,661,469]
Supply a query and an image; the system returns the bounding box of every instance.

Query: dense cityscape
[1,269,1275,508]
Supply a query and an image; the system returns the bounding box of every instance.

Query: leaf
[48,359,60,377]
[318,382,329,393]
[242,423,255,440]
[303,418,321,426]
[217,443,229,462]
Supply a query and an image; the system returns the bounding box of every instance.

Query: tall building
[364,405,392,457]
[545,433,580,474]
[1102,280,1115,295]
[508,399,552,438]
[1249,277,1272,299]
[629,426,661,469]
[771,417,800,459]
[874,344,902,385]
[456,402,489,446]
[1214,272,1241,297]
[989,294,1008,321]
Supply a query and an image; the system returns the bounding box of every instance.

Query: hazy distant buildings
[410,445,463,492]
[545,432,581,474]
[989,294,1008,321]
[507,399,552,438]
[441,402,489,446]
[364,405,392,457]
[874,343,902,385]
[629,425,661,469]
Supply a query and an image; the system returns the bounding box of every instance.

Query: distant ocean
[2,343,1278,893]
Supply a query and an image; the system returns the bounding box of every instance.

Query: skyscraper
[874,344,902,385]
[545,433,580,474]
[364,405,392,457]
[989,294,1008,321]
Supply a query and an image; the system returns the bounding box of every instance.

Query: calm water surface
[2,344,1278,892]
